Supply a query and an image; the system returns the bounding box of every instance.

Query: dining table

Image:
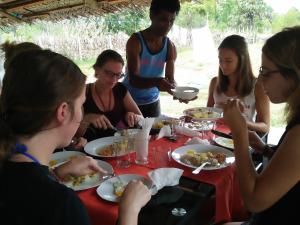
[77,125,249,225]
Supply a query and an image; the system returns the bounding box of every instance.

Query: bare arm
[246,82,270,133]
[207,77,217,107]
[126,34,174,93]
[164,40,177,85]
[224,100,300,212]
[123,91,142,115]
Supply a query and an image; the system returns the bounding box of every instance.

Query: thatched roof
[0,0,151,26]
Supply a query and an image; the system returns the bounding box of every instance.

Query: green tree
[213,0,272,33]
[175,1,207,46]
[103,8,148,36]
[272,8,300,33]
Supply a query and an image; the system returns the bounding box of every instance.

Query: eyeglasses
[258,66,281,77]
[103,69,124,79]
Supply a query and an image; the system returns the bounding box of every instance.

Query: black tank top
[83,82,127,141]
[251,117,300,225]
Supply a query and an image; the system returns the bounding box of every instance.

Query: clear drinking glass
[134,136,149,165]
[113,135,131,168]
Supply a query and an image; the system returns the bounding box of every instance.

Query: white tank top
[213,82,256,122]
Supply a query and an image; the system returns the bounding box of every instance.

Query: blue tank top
[123,32,169,105]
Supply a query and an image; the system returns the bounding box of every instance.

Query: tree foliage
[212,0,273,33]
[103,8,149,36]
[272,8,300,33]
[175,1,207,29]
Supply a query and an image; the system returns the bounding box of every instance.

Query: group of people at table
[0,0,300,224]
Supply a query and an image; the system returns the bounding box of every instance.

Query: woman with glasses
[78,50,142,141]
[223,26,300,225]
[207,35,270,134]
[0,49,150,225]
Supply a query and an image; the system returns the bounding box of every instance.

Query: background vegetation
[1,0,298,127]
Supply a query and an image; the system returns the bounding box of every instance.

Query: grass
[76,47,286,128]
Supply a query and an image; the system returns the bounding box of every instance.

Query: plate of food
[214,137,234,149]
[183,107,223,121]
[84,136,131,158]
[184,121,214,131]
[61,160,114,191]
[151,117,181,134]
[49,151,86,168]
[171,144,235,170]
[96,174,152,202]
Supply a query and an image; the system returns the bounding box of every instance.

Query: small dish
[173,86,199,101]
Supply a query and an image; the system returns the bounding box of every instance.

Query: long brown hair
[262,26,300,123]
[217,35,255,97]
[0,49,86,164]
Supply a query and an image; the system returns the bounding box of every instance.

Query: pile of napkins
[174,125,199,137]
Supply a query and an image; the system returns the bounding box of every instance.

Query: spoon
[192,162,210,174]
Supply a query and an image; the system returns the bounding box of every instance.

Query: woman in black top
[223,26,300,225]
[78,50,142,141]
[0,49,150,225]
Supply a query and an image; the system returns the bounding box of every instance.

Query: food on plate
[152,118,180,129]
[49,155,79,167]
[97,145,114,156]
[113,181,126,197]
[185,108,221,119]
[216,138,234,149]
[64,173,97,187]
[96,140,128,157]
[180,150,226,167]
[49,160,58,167]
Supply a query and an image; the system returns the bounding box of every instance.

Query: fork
[102,172,123,184]
[192,162,210,174]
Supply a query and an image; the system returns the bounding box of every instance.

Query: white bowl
[173,86,199,100]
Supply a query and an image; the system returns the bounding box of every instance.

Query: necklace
[14,143,40,165]
[94,84,112,112]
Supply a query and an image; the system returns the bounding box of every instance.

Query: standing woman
[207,35,270,134]
[78,50,142,141]
[223,26,300,225]
[0,49,150,225]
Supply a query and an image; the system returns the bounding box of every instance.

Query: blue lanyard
[15,143,41,165]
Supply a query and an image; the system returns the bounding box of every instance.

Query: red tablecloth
[78,129,248,225]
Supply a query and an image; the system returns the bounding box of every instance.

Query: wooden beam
[0,0,44,10]
[0,8,23,22]
[22,3,83,18]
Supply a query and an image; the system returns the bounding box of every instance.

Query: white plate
[96,174,152,202]
[183,107,223,121]
[62,160,114,191]
[171,144,235,170]
[184,121,214,131]
[84,136,123,158]
[49,151,85,168]
[214,137,234,149]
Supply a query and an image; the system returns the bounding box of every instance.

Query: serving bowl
[173,86,199,101]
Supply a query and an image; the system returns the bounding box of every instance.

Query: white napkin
[136,117,154,140]
[174,125,199,137]
[148,168,183,195]
[184,137,210,145]
[156,125,172,140]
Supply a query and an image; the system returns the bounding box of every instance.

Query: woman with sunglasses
[207,35,270,134]
[78,50,142,141]
[223,26,300,225]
